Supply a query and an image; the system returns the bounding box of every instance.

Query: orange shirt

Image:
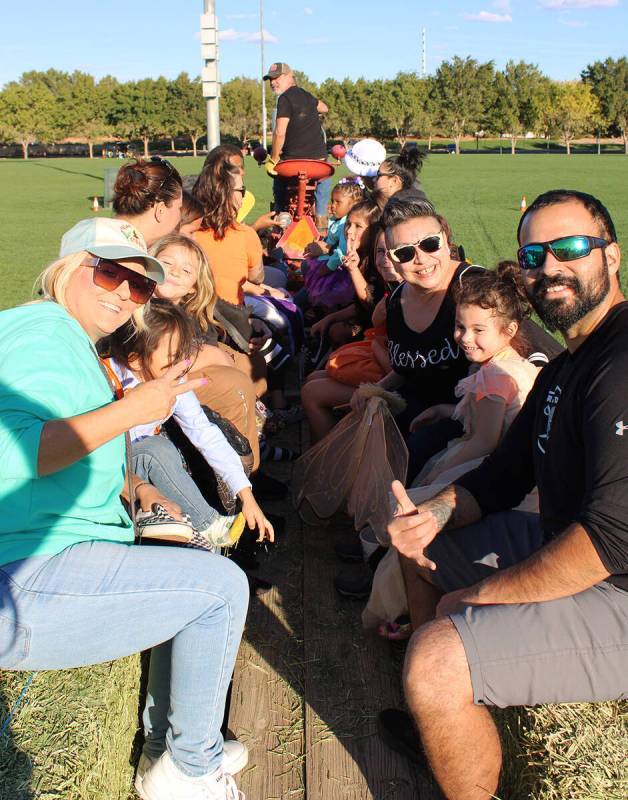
[195,223,263,306]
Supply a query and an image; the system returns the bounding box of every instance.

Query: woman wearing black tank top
[363,198,560,480]
[352,200,469,439]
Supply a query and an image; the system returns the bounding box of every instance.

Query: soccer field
[1,152,627,310]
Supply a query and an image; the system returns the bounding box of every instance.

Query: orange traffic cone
[520,195,527,213]
[91,196,100,212]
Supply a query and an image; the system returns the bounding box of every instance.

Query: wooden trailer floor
[227,424,440,800]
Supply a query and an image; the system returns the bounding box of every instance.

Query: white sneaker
[138,751,244,800]
[199,512,246,548]
[135,741,248,797]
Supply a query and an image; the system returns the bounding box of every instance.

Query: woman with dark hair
[113,157,183,246]
[194,161,264,306]
[355,198,561,478]
[374,144,427,204]
[201,143,244,174]
[194,161,293,413]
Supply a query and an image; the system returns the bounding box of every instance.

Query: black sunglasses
[234,185,247,195]
[83,256,156,304]
[388,232,444,264]
[376,170,394,180]
[149,156,175,197]
[517,235,609,271]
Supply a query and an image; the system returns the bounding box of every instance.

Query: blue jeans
[314,176,331,217]
[0,541,249,776]
[132,435,220,532]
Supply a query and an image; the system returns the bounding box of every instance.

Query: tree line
[0,57,626,159]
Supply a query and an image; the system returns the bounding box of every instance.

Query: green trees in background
[432,56,495,154]
[583,57,628,155]
[370,73,433,147]
[220,77,264,147]
[109,77,170,157]
[489,61,549,155]
[0,75,57,158]
[165,73,206,158]
[552,82,601,156]
[0,57,627,157]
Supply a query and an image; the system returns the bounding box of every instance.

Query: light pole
[201,0,220,151]
[260,0,267,149]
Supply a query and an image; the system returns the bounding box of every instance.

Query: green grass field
[0,154,627,799]
[1,152,628,310]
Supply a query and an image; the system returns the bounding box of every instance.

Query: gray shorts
[426,511,628,707]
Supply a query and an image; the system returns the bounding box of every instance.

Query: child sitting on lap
[103,300,273,548]
[407,261,540,486]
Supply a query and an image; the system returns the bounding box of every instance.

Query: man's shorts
[426,511,628,708]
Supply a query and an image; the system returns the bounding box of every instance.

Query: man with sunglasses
[383,190,628,799]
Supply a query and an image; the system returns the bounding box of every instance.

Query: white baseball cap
[59,218,165,283]
[343,139,387,177]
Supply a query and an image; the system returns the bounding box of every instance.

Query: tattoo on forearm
[423,498,454,531]
[422,485,482,531]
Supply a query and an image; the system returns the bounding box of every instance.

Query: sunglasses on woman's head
[388,231,444,264]
[149,156,175,197]
[83,256,156,304]
[517,235,609,271]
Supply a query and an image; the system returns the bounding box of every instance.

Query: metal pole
[260,0,267,149]
[203,0,220,151]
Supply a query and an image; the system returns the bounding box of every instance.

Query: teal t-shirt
[0,301,133,566]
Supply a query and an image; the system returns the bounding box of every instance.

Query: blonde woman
[0,217,250,800]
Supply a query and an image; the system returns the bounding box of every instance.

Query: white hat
[59,218,165,283]
[343,139,387,177]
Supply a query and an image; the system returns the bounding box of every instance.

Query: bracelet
[135,481,150,492]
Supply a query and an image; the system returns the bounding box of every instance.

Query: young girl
[408,261,540,486]
[302,217,401,444]
[309,198,383,349]
[300,180,366,313]
[324,226,401,387]
[373,143,427,205]
[150,234,292,465]
[105,300,274,545]
[303,177,364,267]
[149,234,263,467]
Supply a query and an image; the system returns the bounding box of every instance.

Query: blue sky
[1,0,626,88]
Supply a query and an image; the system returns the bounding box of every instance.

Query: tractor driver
[264,62,331,227]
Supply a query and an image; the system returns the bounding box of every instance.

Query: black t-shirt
[276,86,327,160]
[458,302,628,591]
